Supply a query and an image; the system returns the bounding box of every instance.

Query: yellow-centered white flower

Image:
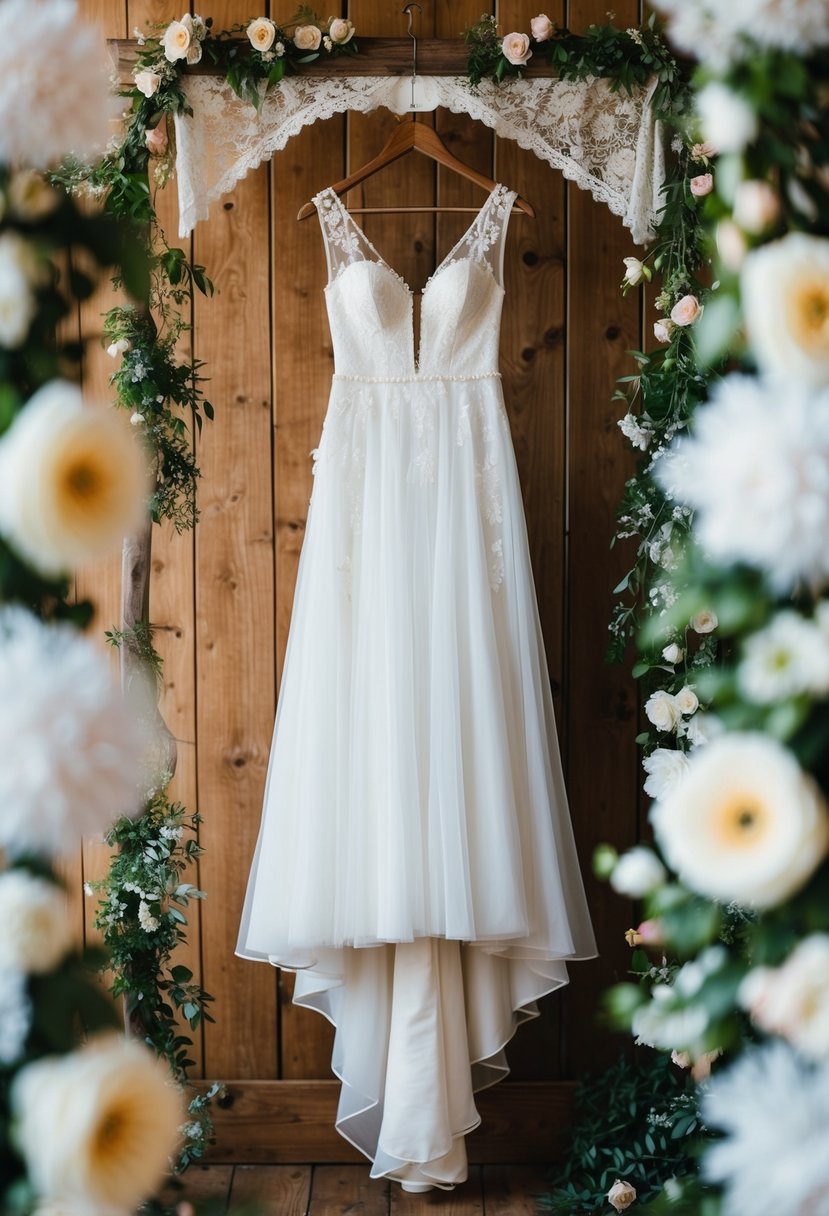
[247,17,276,52]
[12,1036,184,1211]
[294,24,322,51]
[0,380,148,578]
[742,233,829,386]
[652,732,829,908]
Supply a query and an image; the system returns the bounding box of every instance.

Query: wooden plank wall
[76,0,643,1144]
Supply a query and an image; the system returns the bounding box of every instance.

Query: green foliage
[541,1054,702,1214]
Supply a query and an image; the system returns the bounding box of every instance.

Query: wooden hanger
[297,120,535,220]
[297,2,534,221]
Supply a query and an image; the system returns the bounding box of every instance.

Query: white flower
[703,1042,829,1216]
[643,748,691,800]
[163,18,192,61]
[501,31,532,64]
[328,18,355,45]
[607,1179,637,1212]
[675,686,699,715]
[0,965,30,1062]
[12,1036,184,1211]
[653,318,675,343]
[733,179,780,234]
[738,611,829,704]
[682,711,721,749]
[645,689,681,732]
[610,847,667,898]
[657,376,829,593]
[0,608,144,860]
[294,25,322,52]
[106,337,130,358]
[130,412,145,426]
[323,35,333,51]
[742,234,829,387]
[0,0,115,169]
[0,870,74,973]
[670,294,703,327]
[691,609,718,634]
[696,82,758,154]
[0,234,36,347]
[275,41,285,56]
[618,413,652,450]
[740,936,829,1061]
[633,991,709,1052]
[246,17,276,52]
[662,642,684,664]
[137,900,160,933]
[716,219,748,272]
[622,256,649,286]
[8,170,58,220]
[133,69,161,98]
[0,380,148,578]
[652,732,829,908]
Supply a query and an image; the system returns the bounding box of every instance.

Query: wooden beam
[110,37,559,80]
[196,1080,575,1165]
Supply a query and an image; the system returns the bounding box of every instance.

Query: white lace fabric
[174,73,665,244]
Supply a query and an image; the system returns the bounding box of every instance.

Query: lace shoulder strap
[447,183,517,288]
[313,187,377,284]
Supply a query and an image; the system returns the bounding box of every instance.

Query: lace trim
[174,75,664,246]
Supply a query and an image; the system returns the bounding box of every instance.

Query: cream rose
[643,747,691,801]
[8,170,58,220]
[530,13,554,41]
[328,18,355,45]
[608,1179,637,1212]
[162,18,191,62]
[690,173,714,197]
[653,318,675,344]
[670,294,703,326]
[0,870,74,974]
[742,233,829,386]
[247,17,276,52]
[144,120,168,157]
[733,179,780,234]
[662,642,684,664]
[501,31,532,64]
[675,686,699,715]
[12,1037,184,1211]
[133,69,161,98]
[0,380,148,578]
[294,24,322,52]
[691,609,718,634]
[645,689,681,732]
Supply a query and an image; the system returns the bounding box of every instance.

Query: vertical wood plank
[271,114,345,1078]
[229,1164,312,1214]
[560,0,642,1075]
[494,0,568,1084]
[192,0,277,1082]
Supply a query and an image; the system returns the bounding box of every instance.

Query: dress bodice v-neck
[313,183,516,380]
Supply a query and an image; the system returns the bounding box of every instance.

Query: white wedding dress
[237,183,597,1190]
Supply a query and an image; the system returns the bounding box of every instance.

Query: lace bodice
[315,183,515,381]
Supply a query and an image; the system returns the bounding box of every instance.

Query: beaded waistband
[332,371,501,385]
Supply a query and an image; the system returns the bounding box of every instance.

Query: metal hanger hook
[402,2,422,109]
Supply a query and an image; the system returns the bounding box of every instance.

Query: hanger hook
[402,2,422,109]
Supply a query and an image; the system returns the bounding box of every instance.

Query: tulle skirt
[237,375,596,1186]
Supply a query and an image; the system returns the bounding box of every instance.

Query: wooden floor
[169,1164,550,1213]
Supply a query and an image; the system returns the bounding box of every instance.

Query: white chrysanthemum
[742,234,829,387]
[11,1036,184,1211]
[0,380,148,578]
[738,611,829,704]
[740,935,829,1061]
[656,376,829,593]
[652,732,829,908]
[0,869,74,973]
[0,0,116,169]
[643,747,691,800]
[0,964,31,1062]
[703,1043,829,1216]
[0,608,144,859]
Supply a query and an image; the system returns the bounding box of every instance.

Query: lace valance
[173,74,665,245]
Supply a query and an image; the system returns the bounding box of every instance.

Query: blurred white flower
[0,0,115,168]
[643,747,691,800]
[740,936,829,1061]
[633,988,709,1052]
[645,689,681,731]
[738,611,829,704]
[0,869,74,973]
[12,1036,184,1211]
[8,170,59,220]
[0,231,38,347]
[607,1179,637,1212]
[716,219,748,272]
[742,234,829,387]
[656,376,829,593]
[0,964,30,1062]
[671,1047,722,1081]
[0,380,148,578]
[653,0,829,63]
[610,847,667,898]
[0,608,143,860]
[732,179,780,235]
[696,82,758,153]
[703,1042,829,1216]
[681,711,721,749]
[652,732,829,908]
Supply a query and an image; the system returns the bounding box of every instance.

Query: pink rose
[145,119,168,157]
[690,173,714,198]
[653,318,675,344]
[501,31,532,65]
[670,294,703,327]
[530,13,554,41]
[691,140,717,162]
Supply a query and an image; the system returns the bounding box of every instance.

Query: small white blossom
[137,900,160,934]
[618,412,653,450]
